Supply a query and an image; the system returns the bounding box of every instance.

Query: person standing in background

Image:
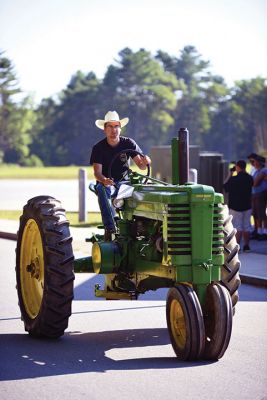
[224,160,254,252]
[252,155,267,240]
[247,153,259,238]
[247,153,258,176]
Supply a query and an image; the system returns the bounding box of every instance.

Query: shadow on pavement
[248,239,267,256]
[238,283,267,302]
[0,328,213,381]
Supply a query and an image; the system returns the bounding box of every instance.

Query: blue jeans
[95,182,118,231]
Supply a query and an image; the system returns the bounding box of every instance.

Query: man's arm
[253,170,267,186]
[93,163,114,186]
[132,154,151,170]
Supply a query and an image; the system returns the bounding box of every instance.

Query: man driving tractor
[90,110,151,238]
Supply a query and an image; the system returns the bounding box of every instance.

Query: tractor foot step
[95,284,137,300]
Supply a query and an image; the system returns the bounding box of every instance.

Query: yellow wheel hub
[20,219,44,319]
[92,242,101,274]
[170,298,186,349]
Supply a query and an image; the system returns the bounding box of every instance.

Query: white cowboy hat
[95,111,129,130]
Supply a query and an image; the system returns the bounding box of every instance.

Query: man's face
[104,122,121,141]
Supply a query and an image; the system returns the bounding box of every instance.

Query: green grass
[67,212,102,227]
[0,165,95,180]
[0,163,140,179]
[0,210,102,227]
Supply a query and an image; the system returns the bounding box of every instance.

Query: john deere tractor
[16,128,240,361]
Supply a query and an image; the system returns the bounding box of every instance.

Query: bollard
[79,168,87,222]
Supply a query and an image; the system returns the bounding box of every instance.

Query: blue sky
[1,0,267,104]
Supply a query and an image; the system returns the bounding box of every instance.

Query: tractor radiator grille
[167,203,224,256]
[212,204,224,255]
[167,204,191,255]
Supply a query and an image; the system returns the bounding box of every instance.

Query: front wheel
[166,284,205,360]
[16,196,75,338]
[203,283,233,360]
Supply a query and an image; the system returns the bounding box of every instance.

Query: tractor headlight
[113,198,125,209]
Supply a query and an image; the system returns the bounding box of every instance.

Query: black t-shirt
[90,136,142,181]
[223,171,253,211]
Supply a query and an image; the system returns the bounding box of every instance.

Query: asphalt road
[0,179,99,212]
[1,239,267,400]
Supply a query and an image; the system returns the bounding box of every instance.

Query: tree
[157,46,229,146]
[232,78,267,155]
[255,84,267,153]
[4,97,37,165]
[0,51,20,161]
[100,48,179,152]
[31,71,101,165]
[207,78,267,160]
[57,71,102,165]
[29,98,59,165]
[206,101,245,160]
[0,51,37,164]
[26,46,267,165]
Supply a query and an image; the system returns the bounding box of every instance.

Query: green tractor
[16,128,240,361]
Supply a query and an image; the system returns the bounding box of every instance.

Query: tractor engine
[91,182,225,302]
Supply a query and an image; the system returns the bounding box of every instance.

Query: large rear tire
[221,205,241,308]
[16,196,74,338]
[166,284,205,360]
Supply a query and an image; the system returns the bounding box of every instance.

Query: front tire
[203,283,233,360]
[16,196,74,338]
[166,284,205,360]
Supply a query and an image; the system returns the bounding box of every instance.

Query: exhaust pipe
[172,127,189,185]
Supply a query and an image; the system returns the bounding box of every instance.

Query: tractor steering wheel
[108,149,150,185]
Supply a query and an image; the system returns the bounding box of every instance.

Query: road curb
[240,274,267,288]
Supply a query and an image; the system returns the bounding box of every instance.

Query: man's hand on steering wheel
[133,154,151,170]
